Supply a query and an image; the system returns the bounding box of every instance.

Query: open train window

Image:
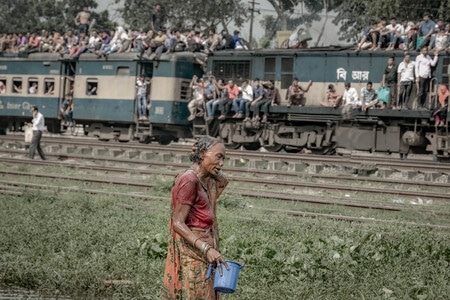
[180,80,191,101]
[12,78,22,94]
[28,78,39,94]
[117,66,130,76]
[44,78,55,95]
[0,78,6,94]
[86,78,98,95]
[281,57,294,89]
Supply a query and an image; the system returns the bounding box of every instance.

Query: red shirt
[172,171,214,229]
[226,84,239,99]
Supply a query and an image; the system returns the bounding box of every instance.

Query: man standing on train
[29,106,46,160]
[397,52,415,110]
[415,47,439,109]
[74,6,91,35]
[381,56,397,109]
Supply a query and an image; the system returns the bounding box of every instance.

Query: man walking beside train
[29,106,46,160]
[415,47,439,109]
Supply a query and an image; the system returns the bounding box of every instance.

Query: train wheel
[284,146,302,153]
[243,142,261,151]
[158,136,173,145]
[263,144,283,152]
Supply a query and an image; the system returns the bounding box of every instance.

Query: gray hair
[189,136,220,164]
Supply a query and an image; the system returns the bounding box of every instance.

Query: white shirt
[415,54,438,79]
[32,112,45,131]
[398,25,410,38]
[343,87,360,105]
[398,61,415,82]
[386,24,401,34]
[240,85,253,101]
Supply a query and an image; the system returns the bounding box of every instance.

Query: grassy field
[0,176,449,299]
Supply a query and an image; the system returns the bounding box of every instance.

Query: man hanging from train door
[136,75,150,121]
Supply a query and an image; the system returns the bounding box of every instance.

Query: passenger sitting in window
[0,81,6,94]
[87,84,97,95]
[29,82,38,94]
[187,75,204,121]
[321,84,343,108]
[232,80,253,119]
[45,82,54,95]
[286,77,313,107]
[60,94,74,127]
[13,83,22,93]
[360,81,380,111]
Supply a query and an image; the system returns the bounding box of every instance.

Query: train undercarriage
[209,114,450,158]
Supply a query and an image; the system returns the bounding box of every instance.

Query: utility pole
[248,0,260,49]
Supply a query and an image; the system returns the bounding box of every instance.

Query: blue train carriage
[146,51,204,144]
[76,52,202,144]
[74,53,141,141]
[206,49,450,157]
[0,53,72,133]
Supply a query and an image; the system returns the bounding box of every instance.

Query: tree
[333,0,447,43]
[261,0,343,44]
[116,0,248,32]
[0,0,115,34]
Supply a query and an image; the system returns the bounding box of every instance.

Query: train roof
[0,47,447,63]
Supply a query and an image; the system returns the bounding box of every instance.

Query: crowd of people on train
[185,50,448,127]
[355,12,450,53]
[0,4,247,64]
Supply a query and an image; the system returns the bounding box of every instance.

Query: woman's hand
[206,248,229,276]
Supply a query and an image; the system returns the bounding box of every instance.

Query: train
[0,48,449,159]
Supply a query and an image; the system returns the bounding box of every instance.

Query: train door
[263,56,293,104]
[56,61,76,132]
[135,62,153,142]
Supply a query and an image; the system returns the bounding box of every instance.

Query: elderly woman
[163,136,229,300]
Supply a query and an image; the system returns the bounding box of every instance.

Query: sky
[95,0,348,47]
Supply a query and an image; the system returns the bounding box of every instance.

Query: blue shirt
[253,85,264,100]
[420,20,436,36]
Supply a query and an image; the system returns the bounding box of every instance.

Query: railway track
[1,134,450,174]
[1,134,449,230]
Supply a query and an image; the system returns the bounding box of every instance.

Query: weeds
[0,189,449,299]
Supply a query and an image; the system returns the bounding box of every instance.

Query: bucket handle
[206,263,213,280]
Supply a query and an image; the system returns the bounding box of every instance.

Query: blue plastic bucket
[206,260,244,293]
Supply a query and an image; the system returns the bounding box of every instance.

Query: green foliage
[116,0,248,32]
[333,0,447,43]
[0,190,449,299]
[0,0,116,33]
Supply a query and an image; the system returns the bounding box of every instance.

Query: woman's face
[201,143,226,177]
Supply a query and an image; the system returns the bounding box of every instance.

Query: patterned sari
[162,169,228,300]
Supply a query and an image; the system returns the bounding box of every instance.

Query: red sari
[162,169,228,300]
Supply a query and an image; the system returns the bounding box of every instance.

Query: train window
[180,80,191,101]
[86,79,98,96]
[281,74,293,89]
[117,67,130,76]
[0,78,6,94]
[44,78,55,95]
[28,78,39,94]
[212,61,250,82]
[12,78,22,94]
[264,58,276,73]
[281,58,293,73]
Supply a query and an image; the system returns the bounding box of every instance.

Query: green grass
[1,186,449,300]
